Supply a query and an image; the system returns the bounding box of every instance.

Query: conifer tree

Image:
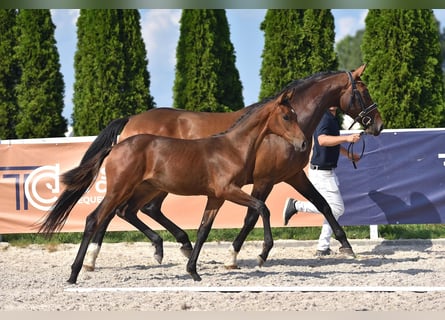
[259,9,338,99]
[362,9,445,128]
[73,9,154,136]
[173,9,244,112]
[440,25,445,89]
[14,9,67,138]
[0,9,18,139]
[335,30,364,71]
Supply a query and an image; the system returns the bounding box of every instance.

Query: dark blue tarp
[336,129,445,226]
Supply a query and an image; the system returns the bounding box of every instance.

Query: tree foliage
[259,9,338,99]
[14,9,67,138]
[73,9,154,136]
[0,9,19,139]
[173,9,244,112]
[362,9,445,128]
[336,29,364,71]
[440,23,445,89]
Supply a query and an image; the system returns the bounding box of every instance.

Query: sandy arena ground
[1,238,445,311]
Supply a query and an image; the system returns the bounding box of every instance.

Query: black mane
[213,70,344,137]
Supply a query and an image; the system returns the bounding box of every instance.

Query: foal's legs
[186,197,225,281]
[225,187,274,268]
[225,182,273,268]
[83,212,115,271]
[84,206,164,270]
[140,193,193,258]
[68,203,109,284]
[225,171,354,268]
[116,206,165,264]
[84,192,193,270]
[69,195,133,283]
[187,188,274,281]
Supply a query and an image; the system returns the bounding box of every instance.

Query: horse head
[267,92,308,152]
[339,64,384,136]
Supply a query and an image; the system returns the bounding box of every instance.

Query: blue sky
[50,9,445,124]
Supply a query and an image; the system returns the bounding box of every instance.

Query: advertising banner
[0,137,321,234]
[1,128,444,234]
[337,129,445,226]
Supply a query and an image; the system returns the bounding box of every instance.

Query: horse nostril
[301,140,308,151]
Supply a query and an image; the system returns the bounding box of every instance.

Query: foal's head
[266,93,308,152]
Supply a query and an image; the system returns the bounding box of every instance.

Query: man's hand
[346,133,361,143]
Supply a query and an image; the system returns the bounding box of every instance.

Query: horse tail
[38,146,112,236]
[79,117,129,165]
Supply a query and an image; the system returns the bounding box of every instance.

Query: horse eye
[283,114,290,121]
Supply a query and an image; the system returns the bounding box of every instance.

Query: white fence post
[369,225,379,240]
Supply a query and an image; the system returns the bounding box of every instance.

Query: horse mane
[211,70,343,137]
[275,70,343,98]
[212,102,265,136]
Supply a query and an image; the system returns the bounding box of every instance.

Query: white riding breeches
[293,168,345,251]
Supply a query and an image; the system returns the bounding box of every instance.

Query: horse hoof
[339,247,356,257]
[257,255,265,267]
[180,246,193,259]
[224,264,240,270]
[153,254,163,264]
[189,273,202,282]
[83,264,95,272]
[67,277,77,284]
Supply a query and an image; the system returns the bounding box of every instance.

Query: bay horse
[40,93,308,282]
[44,65,384,273]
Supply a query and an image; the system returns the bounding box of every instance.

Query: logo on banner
[0,164,106,212]
[24,164,61,211]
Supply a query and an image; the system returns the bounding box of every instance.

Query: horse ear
[278,91,293,106]
[352,64,367,78]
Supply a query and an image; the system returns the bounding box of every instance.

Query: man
[283,106,361,257]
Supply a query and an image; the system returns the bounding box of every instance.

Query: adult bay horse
[48,64,384,271]
[40,93,308,283]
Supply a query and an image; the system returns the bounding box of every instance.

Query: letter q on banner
[24,164,60,211]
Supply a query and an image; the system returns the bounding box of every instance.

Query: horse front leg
[140,192,193,259]
[225,182,273,269]
[186,197,224,281]
[223,186,274,268]
[288,172,354,256]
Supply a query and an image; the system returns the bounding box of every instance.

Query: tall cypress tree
[439,24,445,90]
[336,30,364,71]
[173,9,244,112]
[362,9,445,128]
[14,9,67,138]
[0,9,19,139]
[259,9,338,99]
[73,9,154,136]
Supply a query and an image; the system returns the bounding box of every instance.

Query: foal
[41,93,307,283]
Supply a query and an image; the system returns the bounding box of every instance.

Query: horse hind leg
[116,201,164,264]
[140,192,193,259]
[68,205,104,284]
[290,172,355,257]
[83,211,116,271]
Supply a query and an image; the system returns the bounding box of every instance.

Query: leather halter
[346,71,378,130]
[345,72,378,169]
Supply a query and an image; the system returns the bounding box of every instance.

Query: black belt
[310,164,334,171]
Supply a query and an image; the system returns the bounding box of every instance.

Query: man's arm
[318,133,361,147]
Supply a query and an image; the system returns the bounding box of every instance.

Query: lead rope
[347,131,366,169]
